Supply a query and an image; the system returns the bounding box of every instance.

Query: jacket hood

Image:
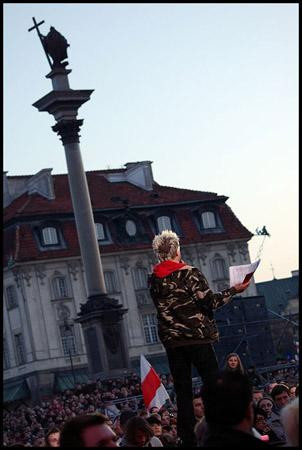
[153,260,187,278]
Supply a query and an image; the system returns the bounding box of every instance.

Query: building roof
[3,166,253,266]
[256,274,299,311]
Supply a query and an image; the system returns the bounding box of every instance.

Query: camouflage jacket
[149,265,237,348]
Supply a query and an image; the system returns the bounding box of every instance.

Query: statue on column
[42,27,70,68]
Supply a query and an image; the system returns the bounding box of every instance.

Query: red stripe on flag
[141,367,161,408]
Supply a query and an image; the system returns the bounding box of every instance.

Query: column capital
[52,119,84,145]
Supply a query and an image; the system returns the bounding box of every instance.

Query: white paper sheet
[229,259,260,287]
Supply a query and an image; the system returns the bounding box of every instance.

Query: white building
[3,161,256,401]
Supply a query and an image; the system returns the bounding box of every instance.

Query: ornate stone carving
[68,261,79,281]
[119,256,130,275]
[35,264,47,285]
[52,119,83,145]
[197,246,208,266]
[182,248,195,266]
[226,243,237,263]
[238,243,248,262]
[12,267,21,288]
[147,252,157,268]
[57,304,71,321]
[136,258,144,268]
[21,267,32,287]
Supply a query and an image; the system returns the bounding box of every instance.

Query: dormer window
[95,223,106,241]
[201,211,216,229]
[125,220,137,236]
[42,227,59,245]
[196,209,224,234]
[157,216,172,233]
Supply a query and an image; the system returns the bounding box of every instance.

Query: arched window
[125,220,137,237]
[42,226,59,245]
[213,258,227,280]
[53,277,68,298]
[157,216,172,233]
[95,223,106,241]
[133,267,149,289]
[201,212,216,229]
[104,271,119,293]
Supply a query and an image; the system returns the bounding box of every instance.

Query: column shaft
[64,141,106,297]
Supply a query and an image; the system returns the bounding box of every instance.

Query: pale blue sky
[4,3,298,282]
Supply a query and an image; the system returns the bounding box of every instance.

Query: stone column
[52,119,106,297]
[33,65,131,378]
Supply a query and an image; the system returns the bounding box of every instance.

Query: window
[213,258,227,280]
[3,338,10,369]
[14,334,26,365]
[104,271,119,293]
[53,277,68,298]
[201,212,216,229]
[125,220,137,237]
[142,314,159,344]
[42,227,59,245]
[133,267,149,289]
[95,223,106,241]
[60,325,77,356]
[157,216,172,233]
[6,285,18,309]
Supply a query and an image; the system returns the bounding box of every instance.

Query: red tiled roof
[3,171,253,265]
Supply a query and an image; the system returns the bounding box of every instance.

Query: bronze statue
[42,26,70,69]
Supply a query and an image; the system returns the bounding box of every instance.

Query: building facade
[4,161,260,401]
[256,272,299,361]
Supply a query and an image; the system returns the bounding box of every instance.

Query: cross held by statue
[28,17,53,69]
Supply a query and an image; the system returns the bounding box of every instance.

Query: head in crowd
[149,406,160,415]
[160,409,171,426]
[252,388,264,406]
[152,230,180,261]
[193,394,204,421]
[224,353,245,374]
[267,382,278,394]
[119,410,137,433]
[280,397,299,447]
[123,416,154,447]
[271,384,290,410]
[253,407,269,434]
[295,384,299,397]
[45,427,60,447]
[257,397,274,418]
[60,414,118,447]
[289,385,297,399]
[201,371,253,430]
[146,414,162,437]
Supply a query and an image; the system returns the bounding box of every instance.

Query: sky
[4,3,298,283]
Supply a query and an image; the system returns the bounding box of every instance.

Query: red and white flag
[140,354,170,411]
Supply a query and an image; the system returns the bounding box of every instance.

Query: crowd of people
[3,355,299,447]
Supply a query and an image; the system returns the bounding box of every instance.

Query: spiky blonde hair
[152,229,180,261]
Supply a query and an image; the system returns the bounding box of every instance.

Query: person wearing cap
[150,230,250,447]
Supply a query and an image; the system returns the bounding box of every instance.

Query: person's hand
[233,280,251,293]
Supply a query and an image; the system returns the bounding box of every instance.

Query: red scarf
[153,260,187,278]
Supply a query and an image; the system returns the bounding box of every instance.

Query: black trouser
[165,343,219,446]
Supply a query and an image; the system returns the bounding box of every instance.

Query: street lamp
[63,318,76,387]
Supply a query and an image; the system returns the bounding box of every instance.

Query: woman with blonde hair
[223,353,245,375]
